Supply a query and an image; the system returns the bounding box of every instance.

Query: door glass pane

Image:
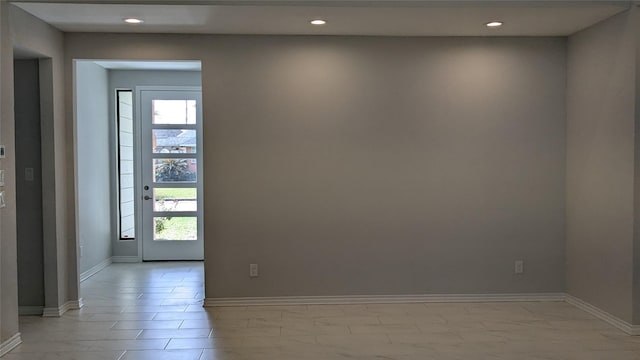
[152,129,196,154]
[154,158,197,183]
[118,90,135,239]
[152,100,196,124]
[154,216,197,241]
[154,188,197,212]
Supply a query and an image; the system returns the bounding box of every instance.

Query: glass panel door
[140,89,203,260]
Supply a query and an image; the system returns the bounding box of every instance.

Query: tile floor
[4,262,640,359]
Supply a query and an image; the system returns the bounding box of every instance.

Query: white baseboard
[42,306,62,317]
[112,256,140,263]
[42,299,83,317]
[69,298,84,310]
[0,333,22,357]
[204,292,565,307]
[80,257,112,282]
[18,306,43,316]
[565,294,640,336]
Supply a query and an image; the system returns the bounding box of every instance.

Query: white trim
[42,306,63,317]
[204,293,565,307]
[42,299,83,317]
[80,257,112,282]
[0,333,22,357]
[565,294,640,336]
[18,306,43,316]
[68,298,84,310]
[112,256,140,263]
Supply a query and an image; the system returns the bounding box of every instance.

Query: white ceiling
[12,1,631,37]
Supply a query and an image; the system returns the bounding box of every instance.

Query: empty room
[1,0,640,359]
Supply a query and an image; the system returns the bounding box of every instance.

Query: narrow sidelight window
[117,90,135,239]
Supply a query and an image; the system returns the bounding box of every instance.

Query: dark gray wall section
[14,59,44,308]
[108,70,201,258]
[76,61,112,274]
[567,10,636,323]
[204,36,567,297]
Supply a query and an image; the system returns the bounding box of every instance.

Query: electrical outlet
[249,263,258,278]
[25,168,34,181]
[515,260,524,274]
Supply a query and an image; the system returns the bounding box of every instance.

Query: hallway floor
[4,262,640,359]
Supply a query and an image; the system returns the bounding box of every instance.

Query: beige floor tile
[349,324,422,335]
[214,310,283,320]
[21,329,142,341]
[9,341,93,353]
[120,349,203,360]
[88,313,157,321]
[166,337,243,350]
[246,317,310,328]
[111,320,183,330]
[122,305,187,313]
[314,316,382,326]
[211,326,281,338]
[198,348,236,360]
[1,351,125,360]
[137,328,212,339]
[316,334,391,345]
[280,324,350,336]
[179,319,218,329]
[76,306,125,314]
[389,332,465,345]
[153,311,214,321]
[241,335,317,347]
[9,262,640,360]
[378,314,447,325]
[282,308,346,319]
[78,339,170,351]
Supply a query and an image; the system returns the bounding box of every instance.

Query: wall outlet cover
[25,168,34,182]
[249,263,259,278]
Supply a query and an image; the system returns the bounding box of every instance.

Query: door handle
[144,195,152,200]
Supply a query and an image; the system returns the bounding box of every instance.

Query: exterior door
[139,88,204,260]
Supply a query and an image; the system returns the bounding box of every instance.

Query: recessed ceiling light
[310,19,327,26]
[124,18,144,24]
[485,21,504,28]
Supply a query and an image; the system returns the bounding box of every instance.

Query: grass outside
[154,216,197,241]
[154,188,196,200]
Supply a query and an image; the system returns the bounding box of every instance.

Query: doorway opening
[14,52,45,316]
[73,60,203,286]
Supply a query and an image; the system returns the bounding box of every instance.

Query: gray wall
[1,3,70,343]
[12,6,73,314]
[76,61,112,275]
[66,34,567,298]
[14,59,44,310]
[205,36,567,297]
[634,10,640,327]
[566,9,637,324]
[0,1,14,343]
[108,70,201,258]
